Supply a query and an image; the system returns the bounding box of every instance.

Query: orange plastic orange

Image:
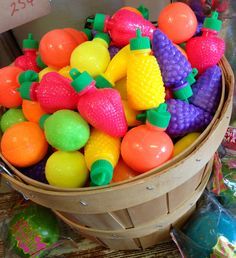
[22,100,47,123]
[112,159,138,183]
[64,28,88,43]
[1,121,48,167]
[158,2,197,44]
[39,29,87,69]
[0,66,23,108]
[121,124,173,173]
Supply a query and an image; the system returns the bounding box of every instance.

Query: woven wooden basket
[0,57,234,250]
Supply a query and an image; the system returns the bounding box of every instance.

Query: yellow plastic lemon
[45,151,89,188]
[174,132,201,156]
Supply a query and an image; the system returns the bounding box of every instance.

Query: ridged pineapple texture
[127,29,165,110]
[85,129,120,186]
[152,29,192,87]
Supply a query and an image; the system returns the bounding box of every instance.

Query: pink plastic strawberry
[186,12,225,74]
[19,71,78,113]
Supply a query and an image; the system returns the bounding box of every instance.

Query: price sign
[0,0,51,33]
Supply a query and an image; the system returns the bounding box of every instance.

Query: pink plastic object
[70,69,127,137]
[186,11,225,74]
[14,34,40,72]
[19,72,78,113]
[91,9,155,47]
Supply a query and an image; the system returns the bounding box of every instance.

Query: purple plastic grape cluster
[152,29,192,87]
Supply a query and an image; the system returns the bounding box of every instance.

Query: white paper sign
[0,0,51,33]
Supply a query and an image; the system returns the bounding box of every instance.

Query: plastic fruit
[174,132,201,156]
[8,204,59,258]
[190,65,222,114]
[70,33,110,77]
[39,28,88,69]
[121,104,174,173]
[120,6,142,16]
[14,33,40,72]
[112,159,137,183]
[90,8,155,47]
[46,151,89,188]
[186,11,225,74]
[114,77,127,100]
[152,29,192,90]
[1,108,26,132]
[19,71,78,113]
[0,66,23,108]
[22,100,46,123]
[58,66,72,79]
[108,45,120,59]
[42,110,90,151]
[21,155,49,184]
[70,69,127,137]
[1,122,48,167]
[95,44,130,88]
[166,99,213,138]
[122,100,141,127]
[127,29,165,110]
[85,129,120,186]
[158,2,197,44]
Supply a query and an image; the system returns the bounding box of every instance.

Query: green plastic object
[173,83,193,102]
[44,110,90,151]
[19,81,35,100]
[8,204,59,258]
[23,33,38,49]
[36,56,47,69]
[94,32,111,45]
[1,109,26,132]
[39,114,51,129]
[70,68,94,92]
[88,13,107,32]
[137,4,149,20]
[186,68,198,86]
[82,28,92,40]
[146,103,171,129]
[203,11,222,32]
[95,74,113,88]
[130,29,150,51]
[18,70,39,84]
[90,159,113,186]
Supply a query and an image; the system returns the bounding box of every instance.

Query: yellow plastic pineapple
[127,29,165,110]
[85,129,120,186]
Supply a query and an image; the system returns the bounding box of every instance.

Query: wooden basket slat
[138,226,170,250]
[110,209,134,229]
[167,165,205,212]
[99,238,140,250]
[127,195,168,227]
[61,212,127,230]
